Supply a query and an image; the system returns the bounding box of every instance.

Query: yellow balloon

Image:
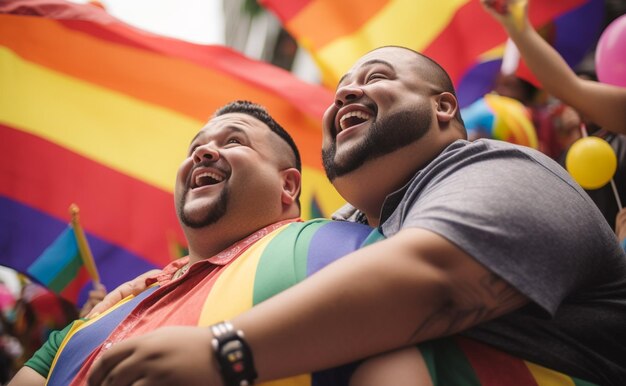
[565,137,617,190]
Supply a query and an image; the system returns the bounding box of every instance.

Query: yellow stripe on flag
[198,225,288,325]
[198,224,311,386]
[315,0,470,86]
[525,361,576,386]
[0,46,200,192]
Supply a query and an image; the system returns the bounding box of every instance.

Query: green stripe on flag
[47,252,83,293]
[252,220,328,305]
[573,376,600,386]
[360,228,385,247]
[421,338,482,386]
[293,220,327,281]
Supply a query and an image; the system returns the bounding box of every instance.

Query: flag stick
[69,204,100,286]
[611,179,623,210]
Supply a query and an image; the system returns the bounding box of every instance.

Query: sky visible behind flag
[260,0,605,107]
[0,0,342,305]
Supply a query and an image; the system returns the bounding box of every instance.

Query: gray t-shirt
[337,139,626,384]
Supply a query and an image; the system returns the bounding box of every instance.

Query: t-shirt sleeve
[392,145,613,316]
[24,321,76,378]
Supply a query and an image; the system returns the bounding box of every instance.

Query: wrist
[210,321,258,386]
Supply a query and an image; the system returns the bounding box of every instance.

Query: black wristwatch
[210,321,258,386]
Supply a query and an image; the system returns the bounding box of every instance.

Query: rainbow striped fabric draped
[46,220,596,386]
[0,0,342,305]
[261,0,604,107]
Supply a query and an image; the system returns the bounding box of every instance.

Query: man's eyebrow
[336,59,395,88]
[188,125,248,147]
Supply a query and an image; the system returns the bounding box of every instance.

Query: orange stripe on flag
[284,0,390,51]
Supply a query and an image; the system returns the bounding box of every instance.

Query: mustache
[185,159,228,190]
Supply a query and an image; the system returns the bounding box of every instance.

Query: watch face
[222,340,245,371]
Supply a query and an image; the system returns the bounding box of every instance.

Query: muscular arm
[8,367,45,386]
[235,227,528,381]
[482,0,626,135]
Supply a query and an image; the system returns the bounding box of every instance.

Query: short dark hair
[214,100,302,206]
[214,100,302,172]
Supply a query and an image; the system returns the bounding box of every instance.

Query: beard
[322,106,432,180]
[177,185,229,229]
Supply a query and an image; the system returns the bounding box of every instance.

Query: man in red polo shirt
[9,100,307,385]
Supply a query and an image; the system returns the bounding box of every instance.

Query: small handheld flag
[26,204,100,303]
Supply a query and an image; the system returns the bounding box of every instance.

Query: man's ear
[435,92,458,123]
[280,168,301,206]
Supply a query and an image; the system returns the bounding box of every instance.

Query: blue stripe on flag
[27,226,79,285]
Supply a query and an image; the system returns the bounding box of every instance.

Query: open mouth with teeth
[192,171,225,189]
[339,110,372,132]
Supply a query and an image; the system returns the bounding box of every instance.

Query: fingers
[80,283,108,318]
[480,0,528,32]
[86,286,125,318]
[86,270,160,318]
[88,343,136,386]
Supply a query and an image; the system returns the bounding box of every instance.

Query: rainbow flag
[0,0,343,305]
[26,226,88,303]
[45,220,596,385]
[260,0,604,107]
[422,336,597,386]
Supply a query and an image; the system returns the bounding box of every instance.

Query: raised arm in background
[481,0,626,134]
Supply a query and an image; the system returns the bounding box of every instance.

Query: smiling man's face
[321,47,438,181]
[175,113,288,230]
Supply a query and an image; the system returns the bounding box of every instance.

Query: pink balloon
[596,14,626,87]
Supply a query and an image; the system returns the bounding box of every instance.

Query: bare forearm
[497,5,626,133]
[9,367,46,386]
[232,228,526,382]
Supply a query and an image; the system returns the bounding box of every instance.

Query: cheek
[322,104,338,143]
[175,160,192,188]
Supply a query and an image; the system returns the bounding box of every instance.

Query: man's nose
[192,144,220,164]
[334,83,364,107]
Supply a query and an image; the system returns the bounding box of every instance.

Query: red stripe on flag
[423,0,589,83]
[0,124,182,268]
[58,266,90,304]
[259,0,313,22]
[456,337,539,386]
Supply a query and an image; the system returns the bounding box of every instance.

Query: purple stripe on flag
[47,286,159,386]
[306,221,373,276]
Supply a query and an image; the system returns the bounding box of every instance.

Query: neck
[184,217,298,265]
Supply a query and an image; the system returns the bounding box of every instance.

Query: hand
[87,326,223,386]
[616,208,626,243]
[85,269,161,318]
[481,0,528,33]
[79,282,107,318]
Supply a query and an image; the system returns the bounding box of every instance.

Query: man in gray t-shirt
[335,138,626,383]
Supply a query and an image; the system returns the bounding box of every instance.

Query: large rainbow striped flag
[0,0,343,305]
[44,220,596,386]
[261,0,604,107]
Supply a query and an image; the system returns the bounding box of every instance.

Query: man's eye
[227,138,242,145]
[366,73,386,83]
